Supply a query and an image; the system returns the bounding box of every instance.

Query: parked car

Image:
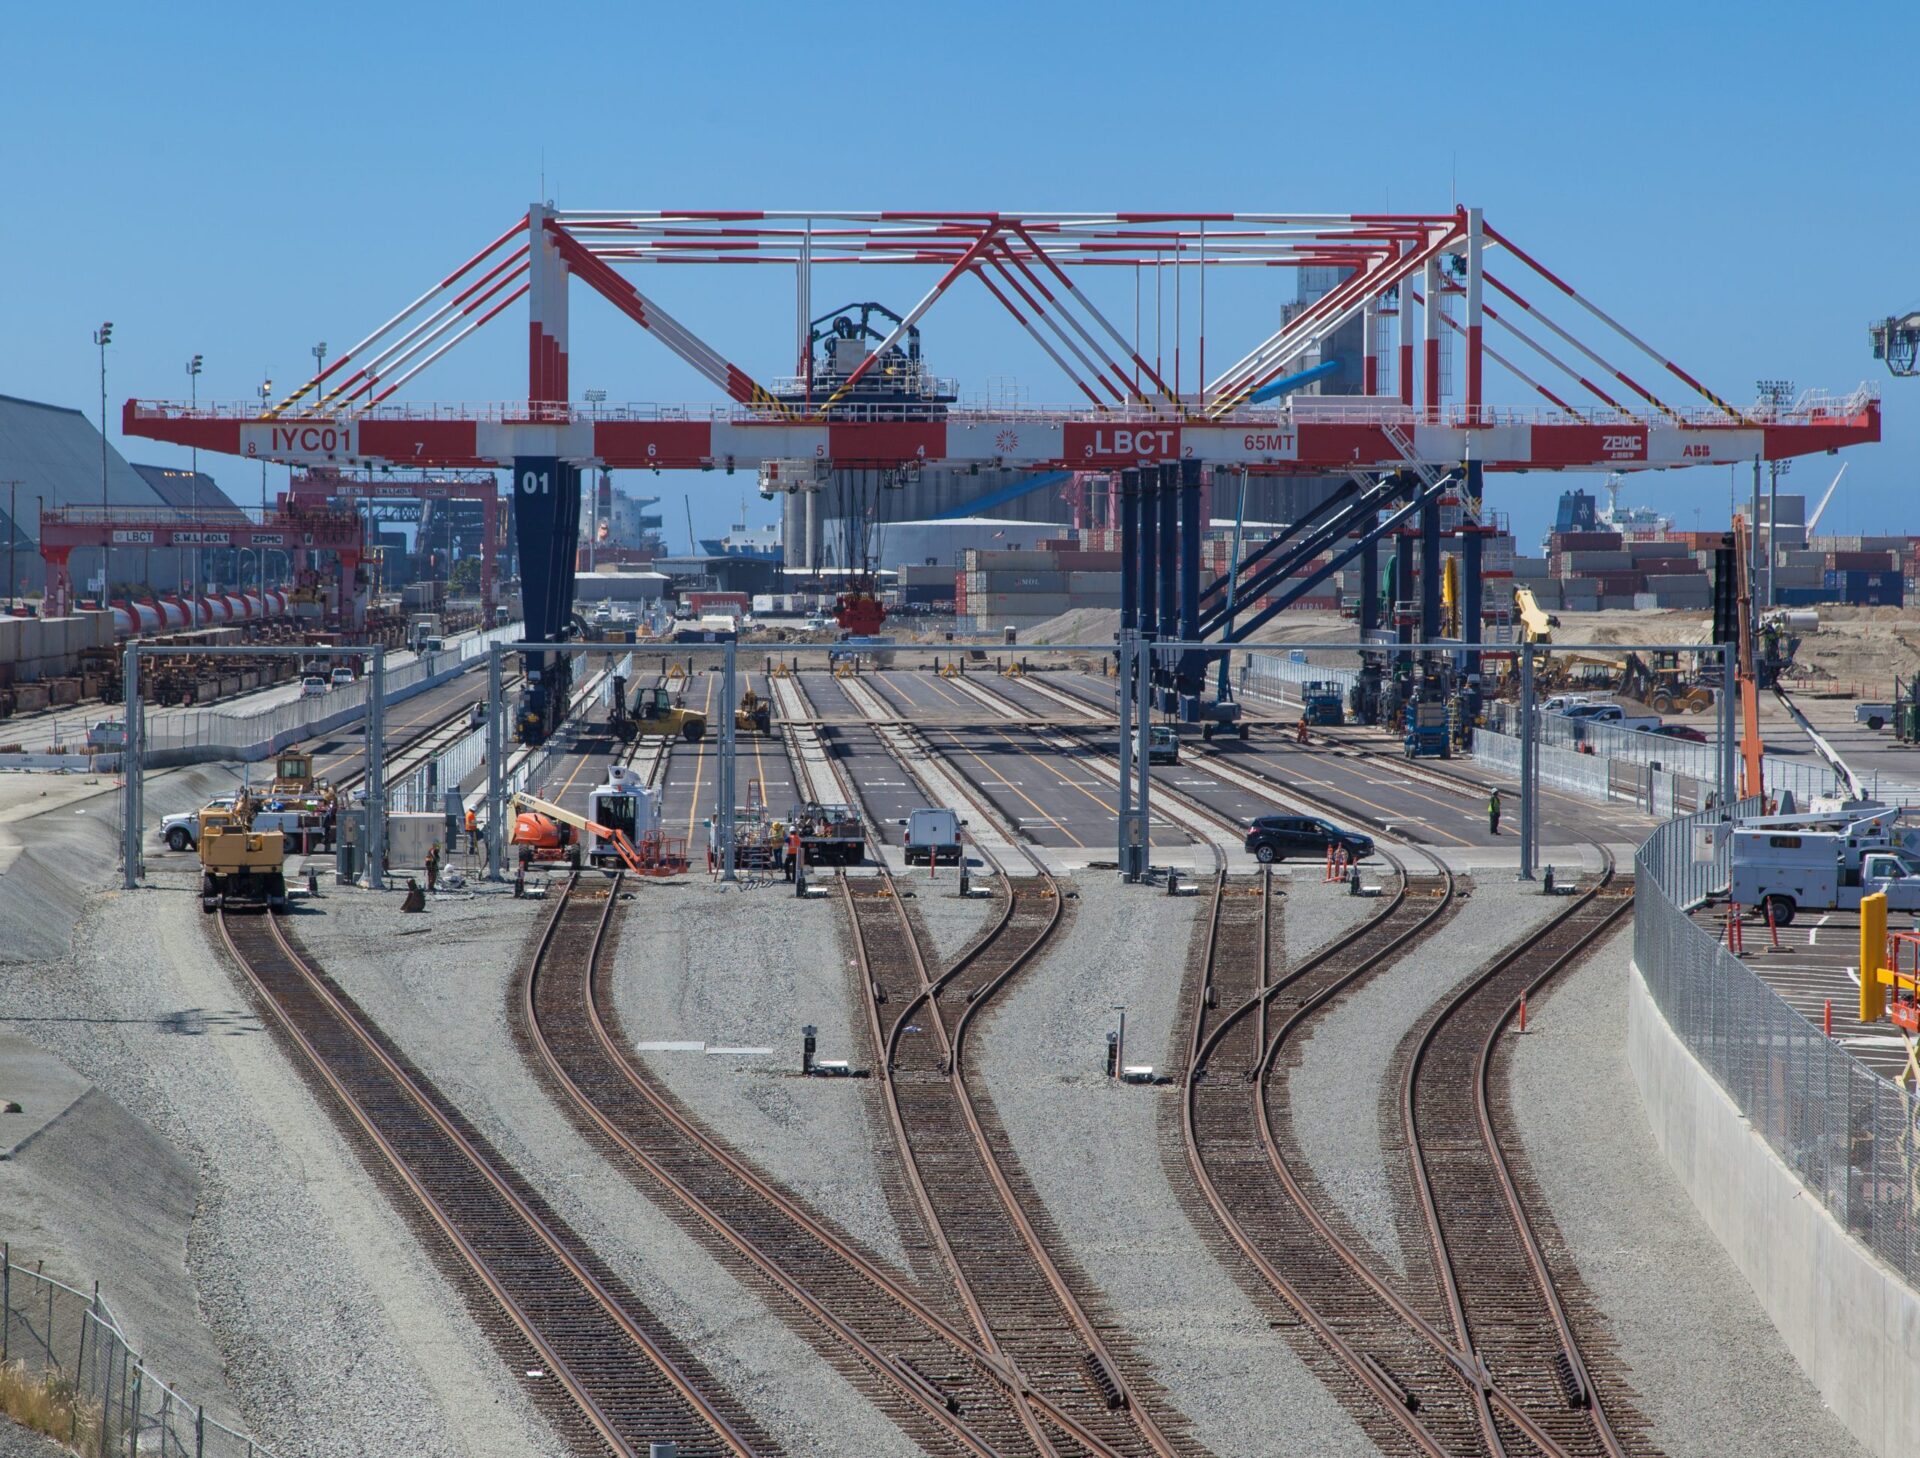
[159,797,235,852]
[329,666,356,688]
[300,675,330,699]
[85,719,126,749]
[1639,722,1708,743]
[1244,814,1373,865]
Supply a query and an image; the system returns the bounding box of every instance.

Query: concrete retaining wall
[1627,961,1920,1458]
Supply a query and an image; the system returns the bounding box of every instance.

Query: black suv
[1244,814,1373,865]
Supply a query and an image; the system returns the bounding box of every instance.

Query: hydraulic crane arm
[1772,685,1866,803]
[511,790,654,875]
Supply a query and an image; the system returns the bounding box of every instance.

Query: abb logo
[1681,442,1715,459]
[1065,424,1181,464]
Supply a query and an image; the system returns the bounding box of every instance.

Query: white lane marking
[1810,913,1831,946]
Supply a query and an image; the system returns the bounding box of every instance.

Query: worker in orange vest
[785,828,802,882]
[464,806,478,853]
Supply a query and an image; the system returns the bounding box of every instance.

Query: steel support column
[1394,529,1415,647]
[120,644,140,888]
[1157,461,1179,653]
[1461,459,1484,694]
[486,643,504,881]
[1177,459,1202,705]
[1119,468,1140,636]
[1139,466,1159,639]
[718,638,738,881]
[1420,488,1443,646]
[1720,642,1737,810]
[366,648,386,891]
[1359,520,1380,636]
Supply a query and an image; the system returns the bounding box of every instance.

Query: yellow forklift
[609,676,708,742]
[735,686,774,736]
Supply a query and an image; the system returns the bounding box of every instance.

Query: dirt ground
[1018,603,1920,696]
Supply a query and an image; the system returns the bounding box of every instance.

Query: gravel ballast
[303,877,920,1458]
[0,767,548,1458]
[1285,873,1561,1275]
[976,871,1381,1458]
[606,874,949,1278]
[1506,927,1870,1457]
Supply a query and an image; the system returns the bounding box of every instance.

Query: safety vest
[465,809,476,832]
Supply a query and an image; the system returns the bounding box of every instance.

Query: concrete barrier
[1628,963,1920,1458]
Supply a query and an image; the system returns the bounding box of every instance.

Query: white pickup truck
[1729,808,1920,925]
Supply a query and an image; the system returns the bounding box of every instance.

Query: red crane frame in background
[120,204,1879,477]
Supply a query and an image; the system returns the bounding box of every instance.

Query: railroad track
[214,904,775,1458]
[784,672,1196,1458]
[520,869,1123,1457]
[1397,852,1645,1457]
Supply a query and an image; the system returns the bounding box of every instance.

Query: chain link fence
[1636,805,1920,1292]
[0,1246,272,1458]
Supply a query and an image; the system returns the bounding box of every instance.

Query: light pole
[186,354,203,595]
[93,322,113,595]
[256,378,272,586]
[1756,378,1795,610]
[312,342,328,410]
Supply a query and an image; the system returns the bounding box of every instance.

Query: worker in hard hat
[1487,790,1501,837]
[465,806,478,853]
[785,826,802,882]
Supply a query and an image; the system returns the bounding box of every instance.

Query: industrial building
[0,393,256,600]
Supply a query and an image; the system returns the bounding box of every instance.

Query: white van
[903,807,963,865]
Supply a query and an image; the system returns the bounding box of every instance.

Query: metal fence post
[2,1241,9,1364]
[486,643,504,881]
[719,638,737,882]
[126,1367,139,1458]
[1518,642,1535,880]
[365,647,386,891]
[121,645,140,889]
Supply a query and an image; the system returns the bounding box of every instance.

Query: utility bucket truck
[1729,805,1920,926]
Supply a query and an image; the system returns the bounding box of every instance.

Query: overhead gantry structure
[123,204,1881,738]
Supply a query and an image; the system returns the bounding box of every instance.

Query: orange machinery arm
[1732,516,1765,800]
[511,790,655,876]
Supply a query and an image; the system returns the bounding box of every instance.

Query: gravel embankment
[0,1417,65,1458]
[976,871,1381,1458]
[305,877,919,1458]
[1285,874,1561,1275]
[1507,927,1870,1458]
[0,767,547,1458]
[605,875,961,1278]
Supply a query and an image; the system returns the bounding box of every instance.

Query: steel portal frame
[121,205,1877,476]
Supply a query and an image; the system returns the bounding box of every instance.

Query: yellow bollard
[1861,891,1888,1024]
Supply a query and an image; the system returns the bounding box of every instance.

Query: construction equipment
[786,801,866,866]
[1620,652,1714,716]
[1403,672,1452,759]
[511,773,686,875]
[735,686,773,736]
[198,791,289,913]
[1300,681,1345,727]
[610,678,707,743]
[1513,585,1558,645]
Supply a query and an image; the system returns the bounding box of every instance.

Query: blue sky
[2,1,1913,551]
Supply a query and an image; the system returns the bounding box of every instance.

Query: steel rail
[1400,850,1638,1458]
[520,872,1033,1458]
[1179,858,1461,1457]
[793,670,1185,1458]
[215,906,761,1457]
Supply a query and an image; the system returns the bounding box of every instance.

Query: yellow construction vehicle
[610,679,707,742]
[198,791,288,914]
[735,686,773,736]
[1620,651,1714,715]
[1512,585,1558,645]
